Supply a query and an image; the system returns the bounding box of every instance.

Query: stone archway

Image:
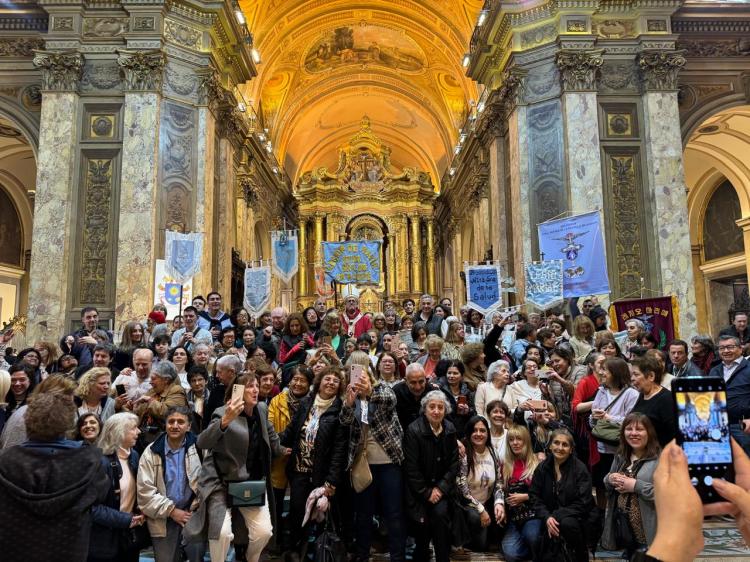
[685,105,750,334]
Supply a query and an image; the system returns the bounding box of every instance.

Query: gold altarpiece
[295,117,437,309]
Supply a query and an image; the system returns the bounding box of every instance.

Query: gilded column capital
[498,66,528,114]
[116,49,165,92]
[638,50,686,92]
[237,174,258,210]
[555,49,604,92]
[32,50,83,92]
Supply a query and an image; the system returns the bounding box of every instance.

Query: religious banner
[244,263,271,315]
[314,267,335,298]
[322,241,381,285]
[525,260,564,310]
[465,264,503,315]
[164,230,204,284]
[271,230,299,284]
[610,296,679,349]
[153,259,192,319]
[538,211,610,297]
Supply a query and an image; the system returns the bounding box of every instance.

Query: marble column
[114,50,165,328]
[556,50,605,213]
[215,138,235,299]
[487,129,509,265]
[313,213,324,265]
[26,51,83,340]
[425,218,436,295]
[452,222,464,307]
[639,50,697,337]
[395,215,410,294]
[507,105,532,296]
[298,217,308,297]
[410,216,423,294]
[193,106,216,296]
[387,232,397,297]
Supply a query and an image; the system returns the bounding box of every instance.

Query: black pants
[413,498,451,562]
[288,471,315,549]
[464,500,496,552]
[559,516,588,562]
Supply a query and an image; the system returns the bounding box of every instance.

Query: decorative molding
[0,15,48,33]
[238,174,259,210]
[498,66,527,114]
[165,64,198,97]
[556,49,604,92]
[116,49,165,91]
[599,61,639,94]
[608,154,643,297]
[80,60,122,90]
[592,19,635,39]
[21,84,42,108]
[677,40,750,58]
[0,37,44,57]
[165,19,203,50]
[520,22,557,49]
[638,50,686,91]
[52,16,73,32]
[672,19,750,34]
[132,16,155,32]
[83,17,129,38]
[80,158,113,305]
[32,49,83,92]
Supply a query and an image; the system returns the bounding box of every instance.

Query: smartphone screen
[673,377,733,503]
[232,383,245,403]
[116,384,126,396]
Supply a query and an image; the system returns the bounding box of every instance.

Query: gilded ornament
[90,115,114,137]
[609,155,643,297]
[607,113,632,137]
[80,158,113,304]
[165,20,202,50]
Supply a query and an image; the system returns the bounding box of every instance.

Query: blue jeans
[354,463,406,562]
[730,424,750,457]
[502,518,543,562]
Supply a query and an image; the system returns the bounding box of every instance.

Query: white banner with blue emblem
[164,231,204,284]
[525,260,564,310]
[271,230,298,284]
[244,262,271,315]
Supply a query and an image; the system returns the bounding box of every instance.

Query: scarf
[287,389,304,419]
[305,394,335,444]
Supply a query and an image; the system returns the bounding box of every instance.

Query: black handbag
[505,481,535,523]
[301,513,347,562]
[109,457,152,551]
[613,496,637,550]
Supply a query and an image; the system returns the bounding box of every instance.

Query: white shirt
[112,371,152,401]
[723,359,742,382]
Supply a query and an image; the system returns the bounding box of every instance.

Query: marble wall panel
[563,92,604,213]
[508,106,532,294]
[193,107,215,295]
[26,92,79,340]
[215,137,234,299]
[642,91,697,336]
[488,135,508,265]
[115,92,160,328]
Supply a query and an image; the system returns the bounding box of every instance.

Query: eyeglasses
[718,345,738,351]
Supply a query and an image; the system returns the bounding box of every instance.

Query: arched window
[0,185,22,267]
[703,180,744,261]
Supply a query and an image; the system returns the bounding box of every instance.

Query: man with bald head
[112,348,154,408]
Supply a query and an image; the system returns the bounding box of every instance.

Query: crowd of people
[2,291,750,562]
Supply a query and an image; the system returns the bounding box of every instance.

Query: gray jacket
[601,454,657,550]
[185,402,285,542]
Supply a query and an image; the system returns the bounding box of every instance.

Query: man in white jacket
[137,406,204,562]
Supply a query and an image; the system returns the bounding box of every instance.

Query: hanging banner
[538,211,610,297]
[164,230,204,284]
[610,296,679,349]
[322,241,381,285]
[271,230,299,284]
[465,264,503,315]
[153,259,192,319]
[244,264,271,315]
[525,260,564,310]
[314,267,335,298]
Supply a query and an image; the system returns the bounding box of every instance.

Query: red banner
[610,296,679,350]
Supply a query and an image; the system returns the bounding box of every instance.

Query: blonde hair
[0,369,10,405]
[98,412,139,455]
[34,341,61,369]
[76,367,112,400]
[503,424,539,483]
[344,350,377,385]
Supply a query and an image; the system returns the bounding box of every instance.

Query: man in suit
[669,340,703,378]
[709,335,750,455]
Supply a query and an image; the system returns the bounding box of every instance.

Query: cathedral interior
[1,0,750,342]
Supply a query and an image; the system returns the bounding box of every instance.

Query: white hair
[419,389,452,415]
[216,354,242,373]
[487,360,510,382]
[98,412,139,455]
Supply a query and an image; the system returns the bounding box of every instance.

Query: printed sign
[244,265,271,315]
[465,265,502,315]
[153,259,192,319]
[322,241,381,285]
[612,296,678,348]
[271,230,299,284]
[525,260,564,310]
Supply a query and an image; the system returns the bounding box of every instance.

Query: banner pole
[178,284,184,318]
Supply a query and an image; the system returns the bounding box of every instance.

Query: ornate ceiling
[238,0,484,187]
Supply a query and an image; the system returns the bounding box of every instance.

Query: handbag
[109,457,152,551]
[227,479,267,507]
[613,496,637,550]
[505,481,535,523]
[351,424,373,493]
[591,390,628,446]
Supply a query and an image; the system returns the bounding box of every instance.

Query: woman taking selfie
[530,428,593,562]
[455,415,505,552]
[601,413,659,556]
[279,313,315,386]
[501,425,542,562]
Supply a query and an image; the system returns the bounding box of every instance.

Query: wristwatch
[630,552,661,562]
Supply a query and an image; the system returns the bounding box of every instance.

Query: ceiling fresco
[238,0,484,187]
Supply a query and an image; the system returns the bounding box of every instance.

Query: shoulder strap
[109,455,122,496]
[603,389,628,412]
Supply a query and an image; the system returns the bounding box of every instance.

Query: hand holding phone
[350,364,364,388]
[116,384,127,396]
[231,383,245,403]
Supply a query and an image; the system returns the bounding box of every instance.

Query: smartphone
[457,395,467,407]
[319,336,331,347]
[528,399,548,411]
[672,377,734,503]
[231,383,245,403]
[350,364,364,387]
[115,384,126,396]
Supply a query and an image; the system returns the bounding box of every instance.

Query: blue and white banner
[538,211,610,297]
[244,264,271,315]
[465,264,503,315]
[323,241,381,285]
[271,230,298,284]
[525,260,564,310]
[165,231,204,284]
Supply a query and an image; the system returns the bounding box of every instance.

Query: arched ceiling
[238,0,483,186]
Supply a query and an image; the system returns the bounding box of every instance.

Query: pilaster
[425,217,436,295]
[26,50,83,340]
[114,49,164,329]
[639,49,696,336]
[298,217,308,297]
[409,216,423,294]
